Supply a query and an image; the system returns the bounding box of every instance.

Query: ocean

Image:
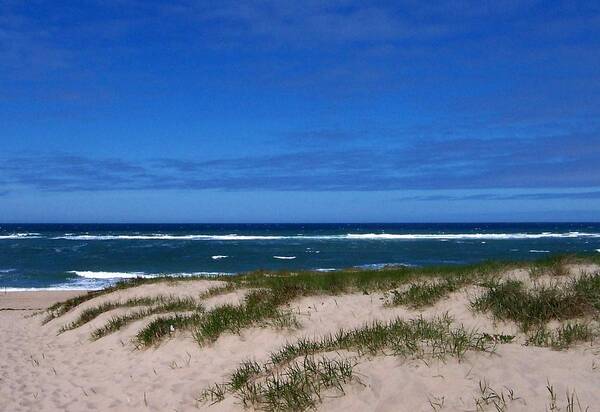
[1,223,599,290]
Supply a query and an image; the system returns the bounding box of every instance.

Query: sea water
[1,223,599,290]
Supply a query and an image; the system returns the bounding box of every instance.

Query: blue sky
[1,0,599,222]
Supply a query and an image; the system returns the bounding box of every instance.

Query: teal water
[1,223,599,290]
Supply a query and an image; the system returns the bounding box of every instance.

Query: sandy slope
[1,274,599,412]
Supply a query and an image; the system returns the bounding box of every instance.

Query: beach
[2,260,600,411]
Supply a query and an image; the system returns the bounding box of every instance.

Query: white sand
[1,273,599,411]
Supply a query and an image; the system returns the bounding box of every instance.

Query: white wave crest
[343,232,600,240]
[54,234,286,241]
[69,271,152,279]
[0,268,16,273]
[69,270,230,280]
[529,250,551,253]
[51,231,600,241]
[0,233,42,239]
[211,255,228,260]
[273,256,296,260]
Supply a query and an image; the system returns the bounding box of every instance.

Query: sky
[1,0,600,223]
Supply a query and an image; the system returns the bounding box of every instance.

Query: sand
[1,275,599,412]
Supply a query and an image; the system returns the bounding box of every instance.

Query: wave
[0,269,16,273]
[343,232,600,240]
[69,270,230,279]
[0,233,42,239]
[69,270,151,279]
[529,250,550,253]
[273,256,296,260]
[211,255,229,260]
[49,231,600,241]
[54,234,287,241]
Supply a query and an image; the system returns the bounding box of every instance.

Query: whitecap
[0,233,42,240]
[211,255,229,260]
[529,250,551,253]
[48,231,600,242]
[69,270,231,280]
[273,256,296,260]
[69,270,152,279]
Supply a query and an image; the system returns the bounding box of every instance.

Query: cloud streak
[1,133,599,193]
[397,191,600,202]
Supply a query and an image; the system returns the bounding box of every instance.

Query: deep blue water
[1,223,599,290]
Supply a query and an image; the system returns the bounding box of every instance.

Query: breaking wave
[47,231,600,241]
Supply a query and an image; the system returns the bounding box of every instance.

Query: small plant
[474,379,518,411]
[546,381,590,412]
[527,322,596,349]
[135,313,204,347]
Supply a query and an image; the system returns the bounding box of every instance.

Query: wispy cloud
[1,133,598,193]
[397,191,600,202]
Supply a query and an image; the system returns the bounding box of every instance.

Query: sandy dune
[1,274,599,411]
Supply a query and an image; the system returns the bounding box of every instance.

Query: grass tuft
[471,274,600,331]
[526,322,597,349]
[388,273,474,308]
[90,297,204,340]
[135,313,204,347]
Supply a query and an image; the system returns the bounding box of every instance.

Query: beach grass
[45,254,597,324]
[135,287,299,348]
[200,314,496,410]
[526,322,597,349]
[471,273,600,331]
[44,254,600,350]
[58,295,201,333]
[135,313,205,347]
[90,298,204,340]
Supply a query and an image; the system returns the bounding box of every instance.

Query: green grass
[44,255,599,351]
[135,313,205,347]
[527,255,574,278]
[43,275,221,323]
[45,254,597,324]
[388,272,476,308]
[193,288,299,346]
[471,274,600,331]
[90,298,204,340]
[526,322,597,349]
[200,314,496,410]
[136,287,299,348]
[58,295,200,333]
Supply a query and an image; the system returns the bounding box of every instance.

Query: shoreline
[0,290,86,310]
